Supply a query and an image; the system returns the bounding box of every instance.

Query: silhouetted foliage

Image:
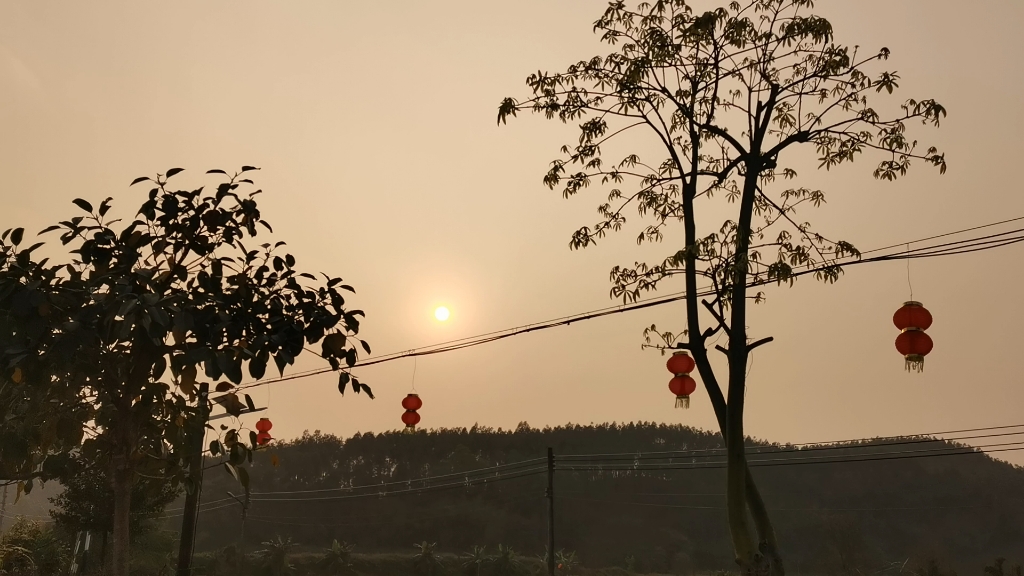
[0,167,371,576]
[498,1,946,573]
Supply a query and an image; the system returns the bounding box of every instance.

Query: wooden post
[240,491,249,576]
[0,484,7,533]
[228,491,250,576]
[176,383,209,576]
[546,447,555,576]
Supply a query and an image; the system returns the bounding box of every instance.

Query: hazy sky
[2,1,1023,464]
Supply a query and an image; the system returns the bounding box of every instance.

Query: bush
[318,540,354,575]
[259,537,296,576]
[0,518,67,576]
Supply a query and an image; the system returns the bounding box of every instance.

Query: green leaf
[244,394,256,412]
[72,198,93,213]
[338,372,349,395]
[360,340,372,355]
[10,228,23,246]
[152,356,167,381]
[98,197,113,216]
[249,430,258,451]
[206,169,227,175]
[130,176,150,186]
[238,466,251,495]
[209,440,221,456]
[166,168,185,178]
[224,462,240,483]
[248,354,267,380]
[228,444,246,466]
[241,166,259,172]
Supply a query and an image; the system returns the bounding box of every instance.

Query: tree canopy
[499,1,945,574]
[0,167,372,576]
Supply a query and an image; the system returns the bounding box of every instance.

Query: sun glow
[434,306,450,322]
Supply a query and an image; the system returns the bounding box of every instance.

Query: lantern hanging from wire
[665,350,698,408]
[401,393,422,431]
[893,301,933,372]
[255,417,273,446]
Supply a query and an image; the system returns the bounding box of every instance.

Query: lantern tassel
[675,396,690,409]
[905,355,925,373]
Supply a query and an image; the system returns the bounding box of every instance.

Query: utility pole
[227,491,250,576]
[176,382,210,576]
[546,447,555,576]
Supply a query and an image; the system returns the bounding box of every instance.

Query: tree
[0,167,373,576]
[498,1,945,574]
[49,452,180,570]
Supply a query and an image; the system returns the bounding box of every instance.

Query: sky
[2,0,1024,468]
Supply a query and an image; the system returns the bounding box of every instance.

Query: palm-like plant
[461,545,488,576]
[491,545,522,576]
[413,541,442,576]
[555,550,579,575]
[320,540,355,574]
[259,536,295,576]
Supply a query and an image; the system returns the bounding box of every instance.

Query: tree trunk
[747,469,784,576]
[100,531,109,574]
[110,465,133,576]
[725,167,763,575]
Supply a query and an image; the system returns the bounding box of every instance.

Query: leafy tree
[498,1,944,574]
[48,453,179,539]
[0,167,372,576]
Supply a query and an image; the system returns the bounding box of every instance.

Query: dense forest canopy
[183,423,1024,575]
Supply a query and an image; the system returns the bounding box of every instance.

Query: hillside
[173,422,1024,574]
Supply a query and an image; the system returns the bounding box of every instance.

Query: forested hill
[190,423,1024,574]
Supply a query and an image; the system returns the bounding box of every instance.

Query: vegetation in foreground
[3,516,1023,576]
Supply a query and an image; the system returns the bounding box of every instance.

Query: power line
[246,494,544,528]
[558,495,997,513]
[556,426,1024,461]
[250,457,546,496]
[249,467,548,503]
[230,216,1024,394]
[557,440,1024,469]
[152,500,236,518]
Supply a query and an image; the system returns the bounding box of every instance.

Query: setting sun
[434,306,450,322]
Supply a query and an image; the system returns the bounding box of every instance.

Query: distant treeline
[182,422,1024,574]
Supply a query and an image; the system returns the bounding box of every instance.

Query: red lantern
[256,431,272,446]
[666,351,696,375]
[893,301,933,331]
[402,409,421,429]
[895,329,933,373]
[255,418,273,433]
[668,375,697,409]
[402,394,423,411]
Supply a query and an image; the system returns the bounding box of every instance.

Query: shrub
[0,518,66,576]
